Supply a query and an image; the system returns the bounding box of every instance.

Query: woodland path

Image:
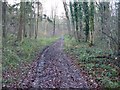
[31,38,89,88]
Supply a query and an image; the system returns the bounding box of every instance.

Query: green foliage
[64,36,120,88]
[2,35,57,85]
[3,35,57,70]
[101,77,119,88]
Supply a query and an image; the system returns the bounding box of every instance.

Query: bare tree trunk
[17,1,24,41]
[63,1,71,36]
[89,2,95,46]
[118,1,120,54]
[23,2,26,38]
[53,16,56,36]
[29,2,33,38]
[35,1,40,39]
[2,1,7,38]
[29,15,32,38]
[79,21,82,40]
[33,2,36,38]
[69,2,76,39]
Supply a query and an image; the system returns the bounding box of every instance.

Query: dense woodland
[1,0,120,89]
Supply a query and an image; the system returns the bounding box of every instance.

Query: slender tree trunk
[17,1,24,41]
[89,2,95,46]
[35,1,40,39]
[33,2,36,38]
[69,2,76,39]
[52,8,56,36]
[74,2,79,42]
[99,2,109,40]
[78,2,83,41]
[2,1,7,38]
[29,2,33,38]
[118,1,120,53]
[63,1,71,36]
[23,2,27,38]
[29,15,32,38]
[83,2,89,42]
[53,16,56,36]
[79,21,82,40]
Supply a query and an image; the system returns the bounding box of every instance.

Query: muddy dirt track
[29,38,89,89]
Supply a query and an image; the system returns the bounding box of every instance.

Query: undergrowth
[64,36,120,88]
[2,34,57,86]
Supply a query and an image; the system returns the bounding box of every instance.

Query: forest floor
[19,38,98,89]
[64,37,120,89]
[3,37,119,89]
[2,36,58,89]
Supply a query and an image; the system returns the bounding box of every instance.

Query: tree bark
[69,2,76,38]
[53,16,56,36]
[23,2,26,38]
[17,1,24,41]
[2,1,7,38]
[83,2,89,42]
[63,1,71,36]
[89,2,95,46]
[35,1,40,39]
[74,2,79,42]
[118,1,120,54]
[29,2,33,38]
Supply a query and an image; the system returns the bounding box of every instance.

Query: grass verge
[2,35,58,87]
